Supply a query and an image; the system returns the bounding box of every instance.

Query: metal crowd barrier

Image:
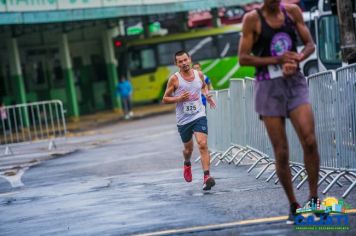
[206,64,356,198]
[0,100,67,155]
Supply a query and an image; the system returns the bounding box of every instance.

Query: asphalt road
[0,113,355,235]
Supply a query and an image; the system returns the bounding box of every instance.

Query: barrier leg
[274,165,302,184]
[343,174,355,183]
[247,156,269,173]
[318,170,335,186]
[214,154,224,166]
[210,153,221,164]
[225,145,245,163]
[219,146,235,161]
[291,167,306,183]
[322,171,347,194]
[266,170,277,182]
[196,150,215,163]
[234,149,252,167]
[318,170,343,187]
[296,175,309,189]
[342,180,356,198]
[256,162,275,179]
[228,148,246,164]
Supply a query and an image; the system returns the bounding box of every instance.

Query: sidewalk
[66,103,175,133]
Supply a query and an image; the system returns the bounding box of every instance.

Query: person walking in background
[192,62,214,108]
[116,76,133,120]
[238,0,320,224]
[162,50,217,191]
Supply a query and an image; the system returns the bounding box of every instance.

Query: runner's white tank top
[174,70,206,126]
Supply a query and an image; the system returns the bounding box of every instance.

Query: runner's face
[175,54,191,72]
[192,64,201,71]
[265,0,281,11]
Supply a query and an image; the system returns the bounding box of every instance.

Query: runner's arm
[199,71,216,109]
[198,71,210,98]
[288,4,315,62]
[238,12,299,66]
[162,76,189,104]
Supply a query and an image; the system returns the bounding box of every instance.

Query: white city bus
[298,10,319,76]
[315,0,356,71]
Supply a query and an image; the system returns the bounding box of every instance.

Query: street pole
[336,0,356,64]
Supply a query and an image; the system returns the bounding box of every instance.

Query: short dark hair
[192,62,201,67]
[174,50,190,62]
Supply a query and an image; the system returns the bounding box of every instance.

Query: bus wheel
[303,60,318,76]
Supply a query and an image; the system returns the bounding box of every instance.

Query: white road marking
[217,63,241,86]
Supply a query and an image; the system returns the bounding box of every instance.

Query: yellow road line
[134,215,287,236]
[237,216,287,225]
[135,209,356,236]
[346,209,356,214]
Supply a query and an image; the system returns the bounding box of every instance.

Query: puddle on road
[0,149,81,190]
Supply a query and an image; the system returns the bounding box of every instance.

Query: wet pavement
[0,113,355,235]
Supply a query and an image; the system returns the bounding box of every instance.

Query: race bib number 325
[183,101,200,114]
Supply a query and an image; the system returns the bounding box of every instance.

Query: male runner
[162,50,216,191]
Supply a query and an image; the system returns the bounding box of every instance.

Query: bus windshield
[317,15,342,69]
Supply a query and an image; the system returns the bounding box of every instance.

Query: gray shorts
[254,72,309,118]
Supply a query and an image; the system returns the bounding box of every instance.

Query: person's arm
[238,11,299,67]
[199,72,209,97]
[206,77,213,90]
[199,71,216,109]
[288,4,315,62]
[162,75,189,104]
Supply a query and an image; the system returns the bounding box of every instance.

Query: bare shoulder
[242,10,259,34]
[284,3,303,21]
[243,10,259,25]
[168,74,178,86]
[197,70,205,79]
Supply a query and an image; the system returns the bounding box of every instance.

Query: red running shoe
[184,165,192,182]
[203,175,215,191]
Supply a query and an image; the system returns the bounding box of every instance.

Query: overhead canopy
[0,0,263,25]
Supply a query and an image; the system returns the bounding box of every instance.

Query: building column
[8,38,26,105]
[8,37,29,127]
[59,33,79,119]
[102,28,120,111]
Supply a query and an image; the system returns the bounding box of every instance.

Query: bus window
[158,41,183,65]
[318,15,342,68]
[184,36,218,61]
[297,13,317,47]
[129,48,157,76]
[216,33,239,57]
[296,12,319,76]
[319,0,331,13]
[307,19,316,43]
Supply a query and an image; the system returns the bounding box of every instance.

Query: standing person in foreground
[192,62,214,108]
[162,50,217,191]
[238,0,320,224]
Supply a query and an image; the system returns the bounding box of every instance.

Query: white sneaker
[129,111,134,117]
[124,114,130,120]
